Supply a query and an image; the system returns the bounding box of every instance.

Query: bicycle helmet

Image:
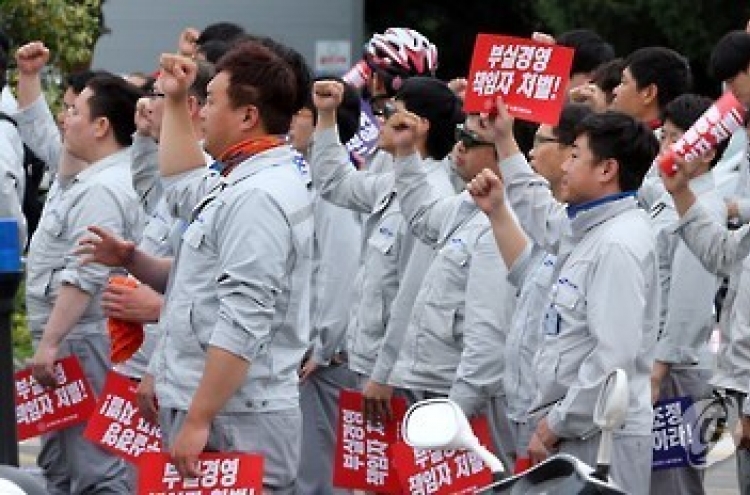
[364,28,438,95]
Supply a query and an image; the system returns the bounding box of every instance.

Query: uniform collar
[568,192,639,239]
[74,147,130,183]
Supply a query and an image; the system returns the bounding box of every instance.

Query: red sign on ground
[464,34,574,125]
[138,452,264,495]
[83,370,161,464]
[15,356,97,440]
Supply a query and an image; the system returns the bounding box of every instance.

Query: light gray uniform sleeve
[309,198,362,364]
[130,134,162,215]
[162,168,220,223]
[62,185,138,294]
[547,243,650,438]
[654,225,720,364]
[311,127,393,214]
[394,152,464,246]
[449,232,514,416]
[676,201,750,277]
[500,153,570,254]
[208,190,297,360]
[13,94,62,175]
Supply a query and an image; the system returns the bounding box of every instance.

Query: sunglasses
[455,124,495,149]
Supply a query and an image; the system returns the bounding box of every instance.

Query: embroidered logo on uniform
[558,277,579,290]
[379,226,395,237]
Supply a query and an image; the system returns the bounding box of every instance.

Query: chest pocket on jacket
[368,228,397,256]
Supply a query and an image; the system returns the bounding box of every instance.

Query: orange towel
[107,275,145,364]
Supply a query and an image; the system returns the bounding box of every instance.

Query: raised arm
[158,54,206,178]
[311,80,391,213]
[489,98,570,253]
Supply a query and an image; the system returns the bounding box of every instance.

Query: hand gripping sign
[83,370,161,464]
[464,34,574,125]
[658,91,747,176]
[333,389,408,493]
[15,356,97,440]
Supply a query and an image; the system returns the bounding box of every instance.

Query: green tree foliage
[532,0,750,94]
[0,0,105,73]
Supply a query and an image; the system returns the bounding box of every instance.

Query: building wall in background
[93,0,364,75]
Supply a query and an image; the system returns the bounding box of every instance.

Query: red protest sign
[464,34,574,125]
[15,355,97,440]
[83,371,161,464]
[137,452,263,495]
[392,416,494,495]
[658,90,747,176]
[333,389,408,493]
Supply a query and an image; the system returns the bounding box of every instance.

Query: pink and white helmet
[364,28,438,93]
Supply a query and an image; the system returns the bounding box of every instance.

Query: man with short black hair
[476,102,660,494]
[28,72,143,495]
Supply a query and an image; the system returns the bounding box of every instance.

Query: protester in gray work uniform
[375,105,514,463]
[154,46,311,492]
[496,103,593,470]
[294,81,363,495]
[649,94,729,495]
[27,73,143,495]
[355,79,466,423]
[310,78,460,412]
[109,62,214,385]
[479,102,659,494]
[660,29,750,495]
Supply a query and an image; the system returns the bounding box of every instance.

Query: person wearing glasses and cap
[310,76,462,418]
[373,102,518,465]
[470,99,659,494]
[499,103,594,472]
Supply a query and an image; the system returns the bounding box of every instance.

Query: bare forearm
[186,346,249,423]
[159,97,205,177]
[39,284,92,346]
[671,187,697,218]
[124,249,173,294]
[316,109,336,130]
[489,204,528,269]
[16,73,43,110]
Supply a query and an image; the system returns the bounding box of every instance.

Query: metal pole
[0,271,21,466]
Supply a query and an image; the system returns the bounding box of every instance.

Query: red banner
[464,34,574,125]
[658,90,747,176]
[83,371,161,464]
[137,452,264,495]
[392,417,494,495]
[333,389,408,493]
[15,356,97,440]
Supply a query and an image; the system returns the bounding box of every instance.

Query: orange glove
[106,275,145,363]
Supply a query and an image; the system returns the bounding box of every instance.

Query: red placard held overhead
[138,452,264,495]
[464,34,575,125]
[83,371,161,464]
[392,416,495,495]
[333,389,408,493]
[15,356,97,440]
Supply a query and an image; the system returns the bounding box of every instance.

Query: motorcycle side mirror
[592,368,629,482]
[402,398,505,476]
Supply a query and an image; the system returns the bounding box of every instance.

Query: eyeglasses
[373,100,398,120]
[455,124,494,149]
[532,134,560,147]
